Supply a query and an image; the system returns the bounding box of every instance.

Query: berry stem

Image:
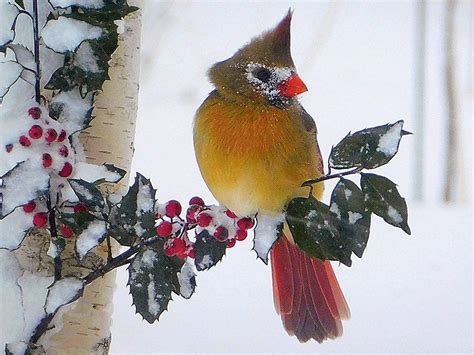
[32,0,41,104]
[46,196,61,281]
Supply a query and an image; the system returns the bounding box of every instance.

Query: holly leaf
[330,178,371,258]
[286,196,352,267]
[94,164,126,185]
[128,249,178,323]
[253,214,283,264]
[108,173,156,245]
[194,230,227,271]
[178,262,196,299]
[58,211,95,233]
[45,65,86,91]
[329,121,409,170]
[360,173,411,234]
[68,179,104,210]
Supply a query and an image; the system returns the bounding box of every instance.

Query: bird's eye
[254,67,271,83]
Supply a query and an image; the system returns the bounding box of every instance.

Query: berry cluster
[5,106,74,177]
[22,199,90,239]
[154,197,255,259]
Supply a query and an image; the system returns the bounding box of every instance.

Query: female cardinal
[193,11,350,343]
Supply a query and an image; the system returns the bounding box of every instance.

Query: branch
[32,0,41,103]
[302,167,363,188]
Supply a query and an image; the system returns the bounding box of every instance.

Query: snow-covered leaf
[178,262,196,299]
[68,179,104,209]
[330,178,371,258]
[194,230,226,271]
[253,214,283,264]
[45,277,84,314]
[360,173,411,235]
[109,173,156,245]
[49,0,105,9]
[0,1,19,48]
[58,210,95,233]
[0,207,32,250]
[0,61,22,101]
[49,89,94,133]
[286,196,352,267]
[7,44,34,70]
[329,120,409,170]
[41,17,103,53]
[75,219,107,258]
[128,249,178,323]
[0,161,50,218]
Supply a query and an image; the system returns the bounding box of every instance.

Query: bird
[193,10,350,343]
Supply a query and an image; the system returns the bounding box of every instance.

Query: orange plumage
[194,10,349,342]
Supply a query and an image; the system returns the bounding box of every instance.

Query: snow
[76,220,107,258]
[0,61,22,99]
[8,44,35,71]
[49,0,104,9]
[329,203,341,218]
[17,272,53,339]
[347,211,362,224]
[0,1,18,46]
[178,262,195,299]
[69,180,93,201]
[0,160,50,217]
[376,121,403,156]
[45,277,84,314]
[386,205,403,224]
[147,280,159,316]
[47,240,59,259]
[74,162,122,183]
[245,62,293,100]
[75,41,102,73]
[253,213,284,262]
[0,207,32,250]
[50,89,94,133]
[41,17,103,53]
[136,178,154,216]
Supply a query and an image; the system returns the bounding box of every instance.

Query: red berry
[19,136,31,147]
[214,226,228,241]
[165,200,182,218]
[45,129,58,143]
[197,213,212,227]
[73,203,88,213]
[164,238,186,257]
[33,212,48,228]
[186,205,201,223]
[57,129,67,142]
[5,144,13,153]
[28,107,41,119]
[237,217,255,230]
[42,153,53,168]
[189,196,205,206]
[227,238,236,248]
[60,224,74,238]
[28,125,43,139]
[164,244,175,257]
[235,229,248,241]
[22,200,36,213]
[156,221,173,238]
[59,145,69,157]
[225,209,237,219]
[58,162,73,177]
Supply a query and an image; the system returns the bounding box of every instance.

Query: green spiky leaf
[68,179,105,210]
[194,230,227,271]
[360,173,411,234]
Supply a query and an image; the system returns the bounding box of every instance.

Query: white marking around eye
[245,62,292,100]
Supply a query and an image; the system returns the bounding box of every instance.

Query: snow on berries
[154,196,256,259]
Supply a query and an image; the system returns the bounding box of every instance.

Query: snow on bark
[0,208,32,250]
[45,277,84,314]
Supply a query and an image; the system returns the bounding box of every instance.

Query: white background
[111,1,472,353]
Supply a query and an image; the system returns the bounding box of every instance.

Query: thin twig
[302,167,363,187]
[46,197,61,280]
[32,0,41,103]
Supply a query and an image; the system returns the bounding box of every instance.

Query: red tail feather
[270,235,350,343]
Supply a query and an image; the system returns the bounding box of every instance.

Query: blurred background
[111,1,472,353]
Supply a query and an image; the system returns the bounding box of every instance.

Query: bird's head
[208,10,307,107]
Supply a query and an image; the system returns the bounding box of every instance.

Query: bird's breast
[193,95,322,216]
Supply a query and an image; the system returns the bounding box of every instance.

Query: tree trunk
[9,1,142,353]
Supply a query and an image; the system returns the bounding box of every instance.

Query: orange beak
[278,74,308,98]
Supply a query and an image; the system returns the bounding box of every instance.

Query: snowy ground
[111,1,472,354]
